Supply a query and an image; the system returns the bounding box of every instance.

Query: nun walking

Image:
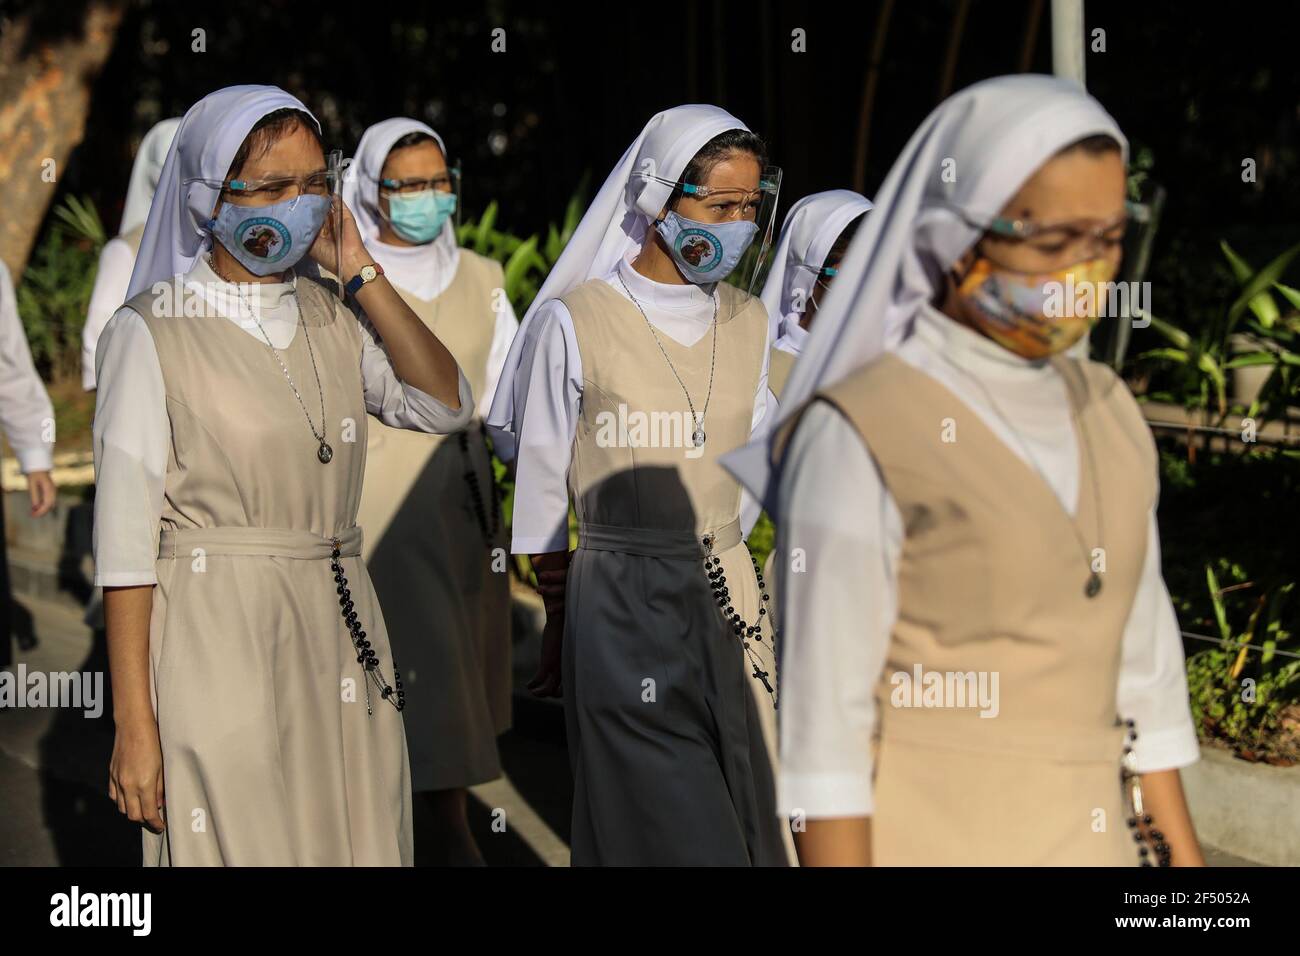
[344,118,517,865]
[94,85,473,866]
[0,260,58,669]
[83,117,181,390]
[758,190,871,407]
[727,76,1204,866]
[488,105,790,865]
[81,118,181,638]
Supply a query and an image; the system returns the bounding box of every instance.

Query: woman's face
[378,140,450,220]
[963,146,1127,275]
[672,151,762,225]
[215,121,327,213]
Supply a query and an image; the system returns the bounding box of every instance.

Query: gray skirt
[561,520,786,866]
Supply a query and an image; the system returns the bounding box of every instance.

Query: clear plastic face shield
[643,165,783,296]
[185,152,342,281]
[329,149,344,293]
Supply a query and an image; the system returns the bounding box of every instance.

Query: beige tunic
[356,251,512,792]
[767,347,796,402]
[560,278,786,865]
[127,275,412,866]
[798,351,1153,865]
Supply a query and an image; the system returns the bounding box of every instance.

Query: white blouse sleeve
[0,261,55,474]
[775,401,902,819]
[357,312,475,434]
[478,299,519,420]
[507,299,582,555]
[1115,507,1201,773]
[479,298,521,460]
[739,341,771,538]
[82,237,136,391]
[91,308,170,587]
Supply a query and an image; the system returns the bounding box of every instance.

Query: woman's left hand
[27,470,55,518]
[309,195,371,280]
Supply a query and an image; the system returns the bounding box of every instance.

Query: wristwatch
[345,262,384,296]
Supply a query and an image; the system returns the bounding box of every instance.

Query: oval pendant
[317,441,334,464]
[1085,572,1102,598]
[692,426,706,447]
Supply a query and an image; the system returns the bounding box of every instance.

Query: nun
[93,85,473,866]
[726,75,1203,866]
[759,189,871,407]
[83,118,181,390]
[0,259,57,669]
[344,117,517,865]
[487,105,790,866]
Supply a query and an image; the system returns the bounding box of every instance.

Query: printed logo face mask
[956,256,1118,359]
[207,193,331,276]
[385,189,457,244]
[656,211,758,284]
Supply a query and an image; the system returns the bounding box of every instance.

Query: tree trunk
[0,1,125,278]
[852,0,895,193]
[937,0,972,102]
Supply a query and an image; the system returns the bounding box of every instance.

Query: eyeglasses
[185,171,333,202]
[945,199,1145,256]
[376,161,461,196]
[642,170,781,221]
[795,261,839,280]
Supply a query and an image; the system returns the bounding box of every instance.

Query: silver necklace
[943,353,1105,599]
[615,271,717,448]
[208,255,333,464]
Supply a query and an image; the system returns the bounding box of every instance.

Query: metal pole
[1051,0,1086,87]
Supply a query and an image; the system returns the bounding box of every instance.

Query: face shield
[644,165,783,298]
[185,157,341,279]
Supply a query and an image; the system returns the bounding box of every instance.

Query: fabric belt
[577,518,742,560]
[879,706,1129,763]
[157,526,363,560]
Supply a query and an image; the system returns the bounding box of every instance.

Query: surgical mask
[385,189,457,244]
[206,193,331,276]
[656,211,758,284]
[956,255,1117,359]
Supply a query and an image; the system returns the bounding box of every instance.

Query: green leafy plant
[1185,563,1300,765]
[1136,240,1300,431]
[456,174,587,318]
[15,195,106,383]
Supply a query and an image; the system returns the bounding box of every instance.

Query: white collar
[911,300,1060,388]
[615,254,715,316]
[186,253,297,317]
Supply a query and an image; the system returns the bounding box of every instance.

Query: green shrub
[15,195,105,383]
[1185,564,1300,764]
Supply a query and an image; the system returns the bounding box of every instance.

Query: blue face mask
[385,189,457,244]
[655,211,759,284]
[206,193,331,276]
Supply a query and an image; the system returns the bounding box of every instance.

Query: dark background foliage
[26,0,1298,345]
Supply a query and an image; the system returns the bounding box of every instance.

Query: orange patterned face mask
[956,256,1118,359]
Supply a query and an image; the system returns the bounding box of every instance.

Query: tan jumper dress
[356,251,512,792]
[560,278,786,866]
[767,347,796,402]
[793,351,1155,865]
[127,275,412,866]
